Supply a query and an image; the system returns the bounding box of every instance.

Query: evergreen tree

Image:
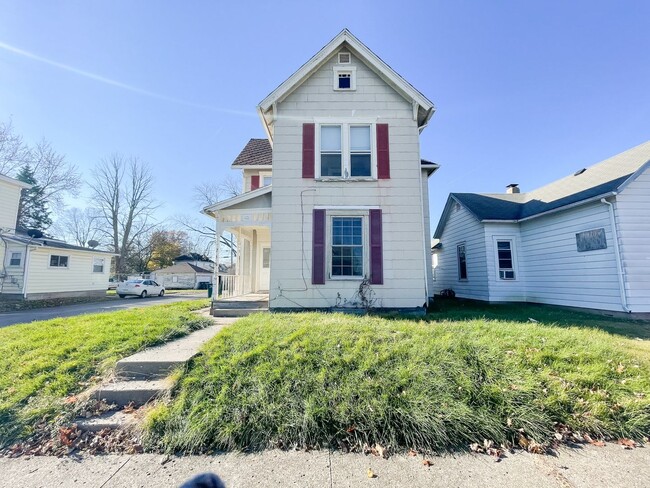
[16,164,52,232]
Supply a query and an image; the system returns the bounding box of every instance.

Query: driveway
[0,294,207,328]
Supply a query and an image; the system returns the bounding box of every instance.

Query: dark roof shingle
[232,138,272,167]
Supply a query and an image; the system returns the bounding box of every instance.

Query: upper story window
[9,252,22,266]
[50,255,69,268]
[262,175,272,186]
[318,123,373,179]
[333,66,356,91]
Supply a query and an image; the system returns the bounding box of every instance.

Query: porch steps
[77,314,235,431]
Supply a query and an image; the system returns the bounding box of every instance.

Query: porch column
[214,222,222,299]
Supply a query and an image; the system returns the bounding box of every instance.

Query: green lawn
[147,305,650,454]
[0,299,210,447]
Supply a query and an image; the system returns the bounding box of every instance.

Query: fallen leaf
[422,460,433,467]
[616,364,626,374]
[373,443,388,459]
[507,418,513,427]
[469,443,481,453]
[367,468,377,479]
[592,441,606,447]
[407,449,417,457]
[346,425,356,433]
[554,433,563,441]
[517,434,529,450]
[618,438,636,449]
[64,396,78,404]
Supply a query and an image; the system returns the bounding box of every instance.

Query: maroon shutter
[312,209,326,284]
[369,209,383,285]
[302,123,315,178]
[376,124,390,179]
[251,175,260,191]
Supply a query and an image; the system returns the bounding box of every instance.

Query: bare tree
[0,120,28,176]
[89,154,159,277]
[29,139,81,209]
[53,207,102,247]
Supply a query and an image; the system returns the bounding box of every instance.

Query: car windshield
[126,280,143,284]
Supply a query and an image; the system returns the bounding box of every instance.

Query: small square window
[9,252,21,266]
[93,258,105,273]
[338,73,351,89]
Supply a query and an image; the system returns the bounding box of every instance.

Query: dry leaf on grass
[618,438,636,449]
[422,459,433,467]
[407,449,418,457]
[367,468,377,479]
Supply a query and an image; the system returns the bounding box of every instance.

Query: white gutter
[601,195,630,313]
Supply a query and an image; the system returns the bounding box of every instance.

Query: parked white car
[116,279,165,298]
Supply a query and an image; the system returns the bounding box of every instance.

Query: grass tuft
[148,309,650,454]
[0,299,210,447]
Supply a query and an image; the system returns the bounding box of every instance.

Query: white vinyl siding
[269,51,428,309]
[25,249,110,295]
[0,179,23,233]
[616,167,650,312]
[433,204,489,300]
[519,201,621,310]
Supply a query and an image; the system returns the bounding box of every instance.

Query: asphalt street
[0,293,206,328]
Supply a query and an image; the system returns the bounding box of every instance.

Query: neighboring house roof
[153,262,213,275]
[2,233,117,254]
[231,138,273,168]
[434,140,650,237]
[257,29,435,141]
[173,253,214,263]
[0,173,32,189]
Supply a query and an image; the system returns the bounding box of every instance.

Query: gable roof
[202,184,272,216]
[434,140,650,237]
[153,262,213,275]
[257,29,435,141]
[231,138,273,168]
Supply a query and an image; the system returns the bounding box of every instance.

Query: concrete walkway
[0,444,648,487]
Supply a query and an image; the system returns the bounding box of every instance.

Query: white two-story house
[204,29,438,312]
[0,172,115,300]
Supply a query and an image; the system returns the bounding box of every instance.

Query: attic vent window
[333,66,356,91]
[574,168,586,176]
[338,52,351,64]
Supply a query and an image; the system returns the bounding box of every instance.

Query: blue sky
[1,0,649,235]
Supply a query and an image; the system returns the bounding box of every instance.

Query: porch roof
[203,185,272,217]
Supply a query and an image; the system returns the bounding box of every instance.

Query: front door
[258,246,271,291]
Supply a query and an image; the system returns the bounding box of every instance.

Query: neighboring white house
[204,29,439,311]
[432,141,650,313]
[151,262,213,289]
[0,172,115,300]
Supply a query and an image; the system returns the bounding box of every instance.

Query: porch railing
[220,275,256,297]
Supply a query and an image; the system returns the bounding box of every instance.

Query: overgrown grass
[0,299,210,447]
[147,309,650,454]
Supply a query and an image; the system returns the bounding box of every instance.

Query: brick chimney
[506,184,520,194]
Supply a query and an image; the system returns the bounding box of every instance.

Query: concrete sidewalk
[1,444,648,488]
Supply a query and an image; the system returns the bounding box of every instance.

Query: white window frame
[457,243,467,281]
[49,254,69,269]
[314,120,377,181]
[333,65,357,91]
[327,210,369,281]
[8,251,22,267]
[92,257,105,273]
[493,237,518,281]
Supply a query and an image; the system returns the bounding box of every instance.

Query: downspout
[21,244,34,299]
[601,196,630,313]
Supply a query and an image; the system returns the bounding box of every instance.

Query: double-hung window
[497,240,515,279]
[331,217,364,277]
[319,123,373,179]
[9,252,22,266]
[93,258,105,273]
